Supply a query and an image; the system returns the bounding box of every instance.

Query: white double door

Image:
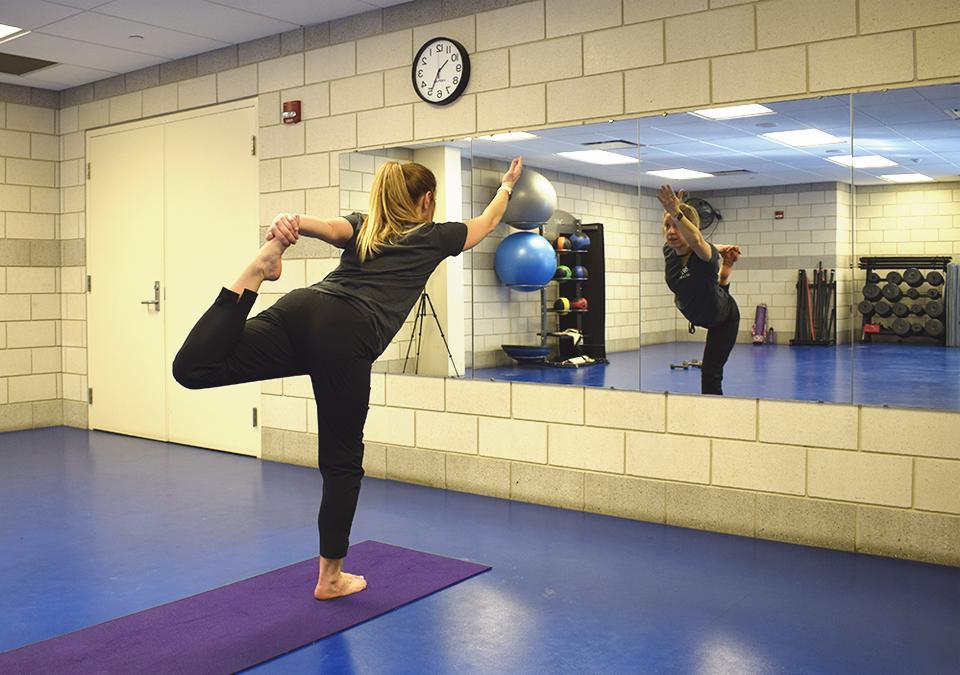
[87,100,261,456]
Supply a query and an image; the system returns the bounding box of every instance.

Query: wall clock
[412,37,470,106]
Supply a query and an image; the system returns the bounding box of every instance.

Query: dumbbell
[874,300,892,317]
[892,302,910,318]
[891,317,911,336]
[924,300,944,318]
[858,300,875,315]
[910,303,925,316]
[903,268,924,287]
[866,272,881,284]
[905,288,941,300]
[925,318,945,337]
[911,323,924,336]
[926,270,944,286]
[881,283,903,303]
[886,271,903,285]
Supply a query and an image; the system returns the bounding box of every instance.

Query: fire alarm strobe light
[282,100,301,124]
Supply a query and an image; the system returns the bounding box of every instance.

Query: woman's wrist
[497,184,513,197]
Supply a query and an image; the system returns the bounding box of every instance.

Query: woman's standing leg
[310,356,372,600]
[701,299,740,395]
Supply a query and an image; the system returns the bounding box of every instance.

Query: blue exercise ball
[494,231,557,292]
[502,168,557,229]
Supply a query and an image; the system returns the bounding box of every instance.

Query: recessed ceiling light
[475,132,537,142]
[761,128,845,147]
[690,104,775,120]
[826,154,897,168]
[0,24,29,45]
[128,34,145,40]
[556,150,638,165]
[880,173,934,183]
[645,168,715,180]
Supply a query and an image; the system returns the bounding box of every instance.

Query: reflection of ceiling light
[690,104,775,120]
[475,132,537,142]
[557,150,638,165]
[827,154,897,168]
[0,24,30,45]
[761,128,845,147]
[645,168,714,179]
[880,173,934,183]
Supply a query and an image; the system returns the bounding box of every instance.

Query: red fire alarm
[282,100,301,124]
[774,210,784,219]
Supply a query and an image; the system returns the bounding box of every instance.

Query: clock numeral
[421,57,427,65]
[452,53,459,62]
[427,89,434,96]
[453,76,459,85]
[446,86,451,93]
[418,69,423,77]
[436,90,442,98]
[446,45,452,53]
[456,64,462,73]
[421,81,427,88]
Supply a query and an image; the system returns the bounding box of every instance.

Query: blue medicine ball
[573,265,588,279]
[570,232,590,250]
[494,231,557,292]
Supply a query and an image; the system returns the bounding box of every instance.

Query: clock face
[412,37,470,106]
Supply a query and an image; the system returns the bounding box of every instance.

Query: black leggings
[700,293,740,396]
[172,286,377,559]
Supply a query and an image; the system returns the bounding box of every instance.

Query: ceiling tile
[94,0,298,43]
[208,0,378,25]
[0,30,165,72]
[0,0,83,30]
[39,11,228,59]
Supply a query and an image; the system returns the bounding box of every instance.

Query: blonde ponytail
[356,161,437,262]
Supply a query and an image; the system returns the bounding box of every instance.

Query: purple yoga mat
[0,541,490,674]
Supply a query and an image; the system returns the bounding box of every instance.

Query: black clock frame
[411,37,471,106]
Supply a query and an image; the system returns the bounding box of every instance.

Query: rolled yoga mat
[0,541,490,674]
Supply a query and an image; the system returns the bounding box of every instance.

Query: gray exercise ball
[545,209,578,228]
[503,168,557,229]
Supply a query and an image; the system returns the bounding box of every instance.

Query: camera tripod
[402,292,460,377]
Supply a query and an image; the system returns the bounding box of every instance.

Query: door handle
[141,281,161,311]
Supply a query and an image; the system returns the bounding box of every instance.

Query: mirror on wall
[850,84,960,410]
[464,121,642,392]
[331,81,960,412]
[637,96,855,403]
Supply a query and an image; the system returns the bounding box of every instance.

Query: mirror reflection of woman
[173,156,523,601]
[657,185,741,395]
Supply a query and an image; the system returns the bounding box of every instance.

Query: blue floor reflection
[469,343,960,410]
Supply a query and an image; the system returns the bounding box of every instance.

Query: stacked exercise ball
[494,167,559,292]
[573,265,588,280]
[554,265,573,280]
[554,235,572,251]
[501,168,558,229]
[495,232,556,291]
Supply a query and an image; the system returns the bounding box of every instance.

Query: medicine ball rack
[538,222,608,366]
[857,255,951,343]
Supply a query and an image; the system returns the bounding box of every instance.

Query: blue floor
[469,343,960,410]
[2,427,958,673]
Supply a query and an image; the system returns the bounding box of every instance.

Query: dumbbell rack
[858,256,951,343]
[539,222,608,366]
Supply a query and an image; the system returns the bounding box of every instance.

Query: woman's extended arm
[463,156,523,251]
[656,185,712,262]
[267,213,355,248]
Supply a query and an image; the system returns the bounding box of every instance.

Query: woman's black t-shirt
[663,242,733,328]
[308,212,468,356]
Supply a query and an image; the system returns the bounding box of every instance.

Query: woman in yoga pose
[173,156,523,599]
[658,184,741,395]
